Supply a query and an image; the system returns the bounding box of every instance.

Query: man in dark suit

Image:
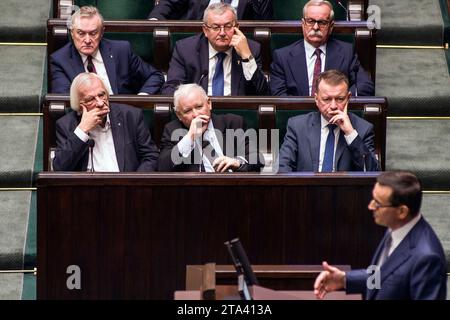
[50,6,164,94]
[148,0,273,20]
[270,0,374,96]
[161,2,268,96]
[314,171,447,300]
[53,73,159,172]
[277,70,379,173]
[158,83,262,172]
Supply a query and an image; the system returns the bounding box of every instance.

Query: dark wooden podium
[37,172,384,299]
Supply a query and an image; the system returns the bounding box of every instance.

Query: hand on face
[230,27,252,59]
[328,100,354,135]
[78,103,110,133]
[188,114,210,142]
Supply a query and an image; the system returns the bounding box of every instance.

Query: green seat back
[104,32,154,64]
[75,0,154,19]
[273,0,348,20]
[213,109,258,131]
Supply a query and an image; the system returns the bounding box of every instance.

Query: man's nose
[95,96,104,107]
[329,99,338,109]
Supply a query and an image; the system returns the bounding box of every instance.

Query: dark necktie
[379,232,392,266]
[322,123,336,172]
[212,52,226,96]
[201,138,218,172]
[310,48,322,96]
[223,0,232,3]
[86,55,97,74]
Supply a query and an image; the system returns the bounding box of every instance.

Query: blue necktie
[322,124,336,172]
[223,0,232,3]
[379,232,392,266]
[212,52,226,96]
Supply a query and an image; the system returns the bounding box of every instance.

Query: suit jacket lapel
[308,113,321,171]
[211,114,226,154]
[324,38,345,70]
[335,131,346,170]
[289,41,309,95]
[231,50,242,95]
[109,105,125,171]
[100,40,118,94]
[70,44,86,76]
[198,36,210,92]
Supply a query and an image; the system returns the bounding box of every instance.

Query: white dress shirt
[207,43,257,96]
[304,40,327,96]
[74,114,120,172]
[209,0,239,8]
[81,50,114,95]
[318,115,357,172]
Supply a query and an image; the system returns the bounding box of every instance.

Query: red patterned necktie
[86,55,97,74]
[311,48,322,96]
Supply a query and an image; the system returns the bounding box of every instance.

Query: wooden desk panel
[37,173,384,299]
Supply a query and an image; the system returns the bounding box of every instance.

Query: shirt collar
[320,114,333,129]
[208,43,232,60]
[80,49,103,64]
[389,213,422,249]
[304,39,327,59]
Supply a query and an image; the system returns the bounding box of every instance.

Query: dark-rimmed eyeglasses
[204,23,236,32]
[303,18,331,28]
[371,198,398,210]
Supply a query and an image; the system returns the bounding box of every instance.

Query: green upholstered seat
[75,0,154,19]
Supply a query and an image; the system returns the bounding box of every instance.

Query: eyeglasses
[371,198,398,210]
[80,92,107,106]
[204,22,236,32]
[303,18,331,28]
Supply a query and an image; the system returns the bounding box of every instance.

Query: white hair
[173,83,208,112]
[69,6,104,30]
[70,72,108,112]
[303,0,335,20]
[203,2,237,23]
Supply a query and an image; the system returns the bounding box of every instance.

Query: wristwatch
[241,55,254,63]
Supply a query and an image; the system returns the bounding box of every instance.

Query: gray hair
[69,6,104,30]
[203,2,237,24]
[173,84,208,112]
[70,72,108,112]
[303,0,335,21]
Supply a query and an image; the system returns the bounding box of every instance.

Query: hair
[303,0,335,21]
[69,6,104,30]
[70,72,108,112]
[173,83,208,112]
[203,2,237,24]
[315,69,349,93]
[377,171,422,217]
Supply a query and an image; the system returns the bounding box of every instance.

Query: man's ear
[397,205,410,221]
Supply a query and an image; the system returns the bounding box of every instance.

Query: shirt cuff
[344,129,358,145]
[138,92,149,95]
[177,134,195,157]
[74,126,90,143]
[242,59,257,80]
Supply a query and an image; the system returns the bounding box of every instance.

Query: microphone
[335,0,349,21]
[88,139,95,172]
[198,71,208,88]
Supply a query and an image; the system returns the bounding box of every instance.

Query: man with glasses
[161,2,268,95]
[277,69,379,172]
[270,0,374,96]
[314,171,447,300]
[53,73,159,172]
[50,6,164,95]
[148,0,273,21]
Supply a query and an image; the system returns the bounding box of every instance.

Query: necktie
[212,52,226,96]
[201,138,218,172]
[379,232,392,266]
[86,55,97,74]
[322,123,336,172]
[223,0,232,3]
[311,48,322,96]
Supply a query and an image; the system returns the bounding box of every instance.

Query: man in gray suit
[277,69,379,172]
